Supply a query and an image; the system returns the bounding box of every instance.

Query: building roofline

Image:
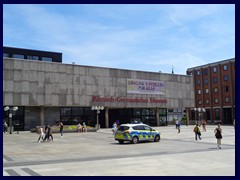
[3,46,62,55]
[186,58,235,71]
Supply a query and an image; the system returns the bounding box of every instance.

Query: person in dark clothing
[59,121,63,138]
[214,124,222,149]
[193,124,201,140]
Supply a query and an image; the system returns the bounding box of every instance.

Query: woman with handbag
[214,123,222,149]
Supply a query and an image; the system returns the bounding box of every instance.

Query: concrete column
[40,106,44,126]
[105,107,109,128]
[186,108,189,126]
[156,108,160,126]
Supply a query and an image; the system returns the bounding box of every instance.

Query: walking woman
[214,123,222,149]
[193,124,201,140]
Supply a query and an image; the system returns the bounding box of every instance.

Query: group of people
[37,121,64,142]
[37,124,54,142]
[77,122,87,133]
[193,122,223,149]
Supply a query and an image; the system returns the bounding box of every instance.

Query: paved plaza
[3,125,235,176]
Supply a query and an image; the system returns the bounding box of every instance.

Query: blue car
[114,123,161,144]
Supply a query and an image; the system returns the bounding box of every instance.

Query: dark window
[132,125,143,130]
[225,97,229,103]
[223,65,228,71]
[143,125,151,131]
[27,55,39,60]
[224,86,229,92]
[213,67,217,73]
[118,126,130,131]
[216,109,220,120]
[198,100,202,105]
[205,79,208,84]
[197,80,200,85]
[42,57,53,62]
[168,109,173,113]
[224,75,228,81]
[204,69,208,75]
[13,54,24,59]
[206,99,209,104]
[213,77,217,83]
[3,53,9,58]
[133,109,141,115]
[196,70,200,76]
[214,88,218,93]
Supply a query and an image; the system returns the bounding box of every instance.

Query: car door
[143,125,154,140]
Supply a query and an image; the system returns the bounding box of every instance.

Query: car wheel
[131,136,138,144]
[154,135,160,142]
[118,140,124,144]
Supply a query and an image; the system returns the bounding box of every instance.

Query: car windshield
[117,126,130,131]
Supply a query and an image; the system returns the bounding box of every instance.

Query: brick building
[187,58,235,124]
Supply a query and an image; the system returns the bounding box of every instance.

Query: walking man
[193,124,201,140]
[59,121,64,138]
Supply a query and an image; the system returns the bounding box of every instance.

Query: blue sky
[3,4,235,75]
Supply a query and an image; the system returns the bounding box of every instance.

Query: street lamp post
[91,106,104,130]
[194,107,205,125]
[4,106,18,134]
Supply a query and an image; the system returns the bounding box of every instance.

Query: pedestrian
[214,123,222,149]
[112,122,117,134]
[43,124,49,141]
[47,125,54,142]
[193,124,201,140]
[177,121,181,133]
[59,121,63,138]
[77,122,82,133]
[82,122,87,132]
[233,118,235,131]
[116,119,120,127]
[3,122,8,133]
[202,119,207,132]
[37,127,45,143]
[175,119,179,129]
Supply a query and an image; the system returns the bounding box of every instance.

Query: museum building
[3,48,194,131]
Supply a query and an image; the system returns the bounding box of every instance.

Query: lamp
[4,106,18,134]
[91,106,104,130]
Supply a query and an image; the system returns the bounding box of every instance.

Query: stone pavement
[3,125,235,176]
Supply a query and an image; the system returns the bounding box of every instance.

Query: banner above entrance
[127,79,165,95]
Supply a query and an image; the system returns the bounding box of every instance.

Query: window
[205,79,208,84]
[206,99,209,104]
[197,80,200,85]
[223,65,228,71]
[205,89,209,94]
[42,57,53,62]
[3,53,9,58]
[225,97,229,103]
[224,86,229,92]
[214,88,218,93]
[215,98,219,103]
[27,55,39,60]
[196,70,200,76]
[213,77,217,83]
[198,100,202,105]
[224,75,228,81]
[198,90,201,94]
[215,109,220,120]
[204,69,208,75]
[213,67,217,73]
[13,54,24,59]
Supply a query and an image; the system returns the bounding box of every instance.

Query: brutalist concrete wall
[3,58,194,109]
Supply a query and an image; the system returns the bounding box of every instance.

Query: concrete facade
[3,58,195,130]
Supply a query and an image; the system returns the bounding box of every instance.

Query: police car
[114,123,161,144]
